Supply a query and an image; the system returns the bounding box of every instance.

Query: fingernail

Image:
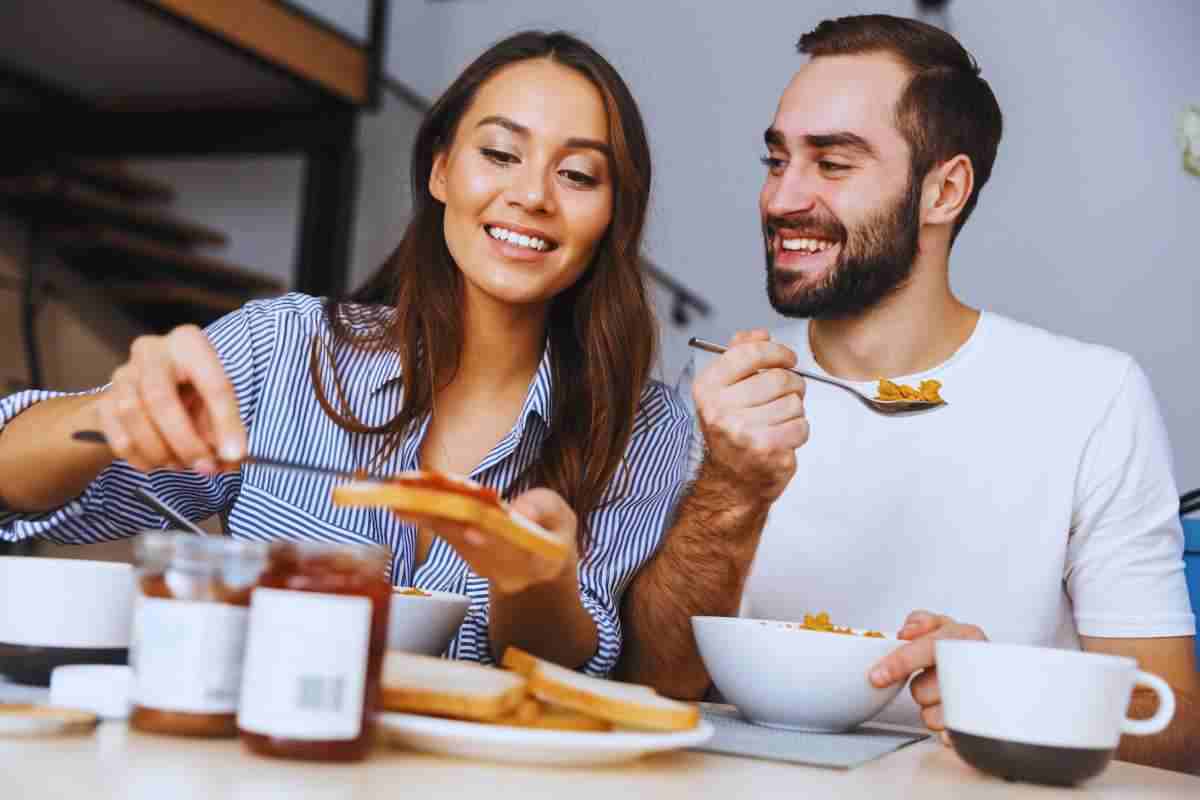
[219,440,243,462]
[869,667,889,685]
[192,458,216,474]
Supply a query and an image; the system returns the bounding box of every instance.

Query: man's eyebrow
[477,115,611,156]
[805,131,877,158]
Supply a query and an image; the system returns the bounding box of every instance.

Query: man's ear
[921,154,974,227]
[429,148,449,204]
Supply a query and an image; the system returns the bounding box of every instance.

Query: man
[618,14,1199,773]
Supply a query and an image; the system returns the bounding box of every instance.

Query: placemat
[690,704,930,769]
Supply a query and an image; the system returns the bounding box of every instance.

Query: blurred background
[1,0,1197,560]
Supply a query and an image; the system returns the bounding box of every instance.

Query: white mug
[935,640,1175,785]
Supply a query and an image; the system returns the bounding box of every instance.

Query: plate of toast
[377,648,713,766]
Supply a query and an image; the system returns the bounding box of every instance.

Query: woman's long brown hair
[313,31,657,539]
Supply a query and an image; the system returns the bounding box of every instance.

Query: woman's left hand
[404,488,578,594]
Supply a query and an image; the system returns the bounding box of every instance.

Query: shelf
[0,174,227,247]
[52,227,283,294]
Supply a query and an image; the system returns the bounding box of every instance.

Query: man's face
[760,52,921,319]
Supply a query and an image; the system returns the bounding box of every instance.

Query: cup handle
[1120,670,1176,736]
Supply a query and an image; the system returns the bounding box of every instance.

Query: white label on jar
[236,588,371,741]
[131,596,249,714]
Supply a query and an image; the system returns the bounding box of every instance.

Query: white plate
[378,711,714,766]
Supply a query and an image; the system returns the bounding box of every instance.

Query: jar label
[236,588,371,741]
[131,597,249,714]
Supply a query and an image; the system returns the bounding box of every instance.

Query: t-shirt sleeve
[0,301,277,545]
[1065,358,1195,638]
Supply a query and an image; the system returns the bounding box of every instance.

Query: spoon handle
[686,337,868,399]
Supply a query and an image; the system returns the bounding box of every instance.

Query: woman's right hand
[94,325,246,474]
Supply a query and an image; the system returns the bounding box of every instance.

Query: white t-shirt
[740,311,1195,726]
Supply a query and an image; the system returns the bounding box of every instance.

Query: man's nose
[763,167,819,218]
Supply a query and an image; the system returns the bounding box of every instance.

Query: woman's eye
[560,169,598,187]
[819,160,850,173]
[760,155,786,174]
[481,147,518,165]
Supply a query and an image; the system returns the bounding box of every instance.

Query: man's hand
[868,610,988,738]
[691,329,809,503]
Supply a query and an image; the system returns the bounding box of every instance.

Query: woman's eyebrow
[477,115,611,156]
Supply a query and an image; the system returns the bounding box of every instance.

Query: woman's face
[430,58,614,311]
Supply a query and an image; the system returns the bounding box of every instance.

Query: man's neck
[808,259,979,381]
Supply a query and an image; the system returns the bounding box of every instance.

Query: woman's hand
[404,488,579,594]
[94,325,246,474]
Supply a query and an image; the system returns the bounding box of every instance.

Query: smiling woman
[0,31,693,699]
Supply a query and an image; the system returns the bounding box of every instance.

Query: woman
[0,31,692,675]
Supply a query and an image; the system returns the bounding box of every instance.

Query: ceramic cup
[936,640,1175,786]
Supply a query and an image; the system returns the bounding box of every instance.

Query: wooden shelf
[58,160,176,204]
[0,174,227,247]
[52,227,283,293]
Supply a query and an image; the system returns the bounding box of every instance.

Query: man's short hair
[799,15,1003,240]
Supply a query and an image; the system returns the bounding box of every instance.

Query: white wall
[371,0,1200,488]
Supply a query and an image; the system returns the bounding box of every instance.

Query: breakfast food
[393,587,431,597]
[380,652,526,722]
[507,647,699,732]
[331,472,569,563]
[875,378,944,404]
[378,648,698,735]
[797,612,885,638]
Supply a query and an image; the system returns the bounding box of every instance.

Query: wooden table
[3,715,1198,800]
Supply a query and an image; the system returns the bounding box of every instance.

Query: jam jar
[130,532,269,737]
[237,541,392,762]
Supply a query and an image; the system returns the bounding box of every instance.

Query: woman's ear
[429,149,449,204]
[922,154,973,228]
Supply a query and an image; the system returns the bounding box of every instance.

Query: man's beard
[765,178,922,320]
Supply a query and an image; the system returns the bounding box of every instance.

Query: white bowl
[387,588,471,656]
[0,557,134,648]
[0,556,135,685]
[692,615,906,732]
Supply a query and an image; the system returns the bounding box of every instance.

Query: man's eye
[481,148,518,164]
[760,155,786,173]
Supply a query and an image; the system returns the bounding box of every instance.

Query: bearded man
[618,14,1199,774]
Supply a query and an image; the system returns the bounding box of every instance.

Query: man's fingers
[870,622,987,687]
[698,341,799,391]
[909,668,940,707]
[719,368,806,412]
[898,610,947,640]
[921,703,945,732]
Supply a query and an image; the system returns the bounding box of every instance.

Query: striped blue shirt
[0,293,693,676]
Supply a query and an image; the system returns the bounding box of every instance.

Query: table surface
[2,679,1198,800]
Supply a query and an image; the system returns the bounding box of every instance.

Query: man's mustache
[764,214,846,242]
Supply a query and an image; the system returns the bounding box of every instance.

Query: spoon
[687,337,947,416]
[133,487,209,536]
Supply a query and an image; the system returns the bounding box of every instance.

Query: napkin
[690,704,930,769]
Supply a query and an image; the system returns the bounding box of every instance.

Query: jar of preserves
[130,532,269,737]
[237,541,391,762]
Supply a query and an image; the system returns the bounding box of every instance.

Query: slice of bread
[497,699,614,732]
[380,652,526,722]
[501,647,698,732]
[332,474,568,563]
